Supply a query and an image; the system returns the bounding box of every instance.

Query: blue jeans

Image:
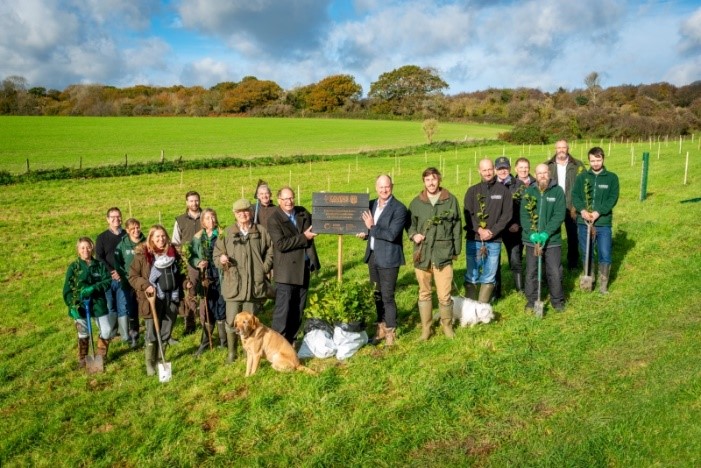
[105,279,129,317]
[465,241,501,284]
[578,224,612,267]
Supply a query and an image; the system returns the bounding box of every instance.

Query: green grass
[0,116,509,173]
[1,133,700,466]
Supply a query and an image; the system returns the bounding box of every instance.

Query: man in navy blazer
[357,175,408,346]
[267,186,321,343]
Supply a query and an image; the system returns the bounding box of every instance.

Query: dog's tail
[296,365,317,375]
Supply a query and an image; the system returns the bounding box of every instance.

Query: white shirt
[370,196,391,250]
[557,163,567,192]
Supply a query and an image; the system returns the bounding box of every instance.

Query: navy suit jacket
[363,196,408,268]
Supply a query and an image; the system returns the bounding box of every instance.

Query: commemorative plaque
[312,192,369,235]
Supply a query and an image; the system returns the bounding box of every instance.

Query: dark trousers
[145,296,178,343]
[564,214,579,269]
[495,230,523,296]
[524,244,565,308]
[368,252,400,329]
[199,283,226,324]
[272,268,310,343]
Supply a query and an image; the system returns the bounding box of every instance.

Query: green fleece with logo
[520,181,566,247]
[572,167,620,227]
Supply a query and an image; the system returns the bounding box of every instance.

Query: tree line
[2,66,700,143]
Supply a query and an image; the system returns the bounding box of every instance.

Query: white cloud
[180,57,234,87]
[678,7,701,55]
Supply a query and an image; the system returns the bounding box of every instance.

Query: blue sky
[1,0,699,95]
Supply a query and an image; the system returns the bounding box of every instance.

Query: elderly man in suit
[357,174,408,346]
[267,186,321,344]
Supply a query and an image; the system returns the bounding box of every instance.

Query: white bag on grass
[333,324,368,360]
[298,328,337,359]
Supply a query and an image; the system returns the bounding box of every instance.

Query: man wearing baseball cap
[494,156,526,296]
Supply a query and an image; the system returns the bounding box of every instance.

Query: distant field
[0,116,509,173]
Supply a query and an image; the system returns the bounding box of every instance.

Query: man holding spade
[572,147,620,294]
[520,164,567,313]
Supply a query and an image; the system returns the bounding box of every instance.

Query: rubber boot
[129,329,139,349]
[184,312,197,336]
[77,337,89,369]
[384,327,396,347]
[478,283,495,304]
[145,342,156,376]
[97,337,109,359]
[418,300,433,341]
[194,324,213,356]
[598,264,610,295]
[118,315,130,342]
[439,302,455,339]
[464,283,478,300]
[370,322,387,345]
[513,272,523,293]
[217,320,227,349]
[226,331,238,363]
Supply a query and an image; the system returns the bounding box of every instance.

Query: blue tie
[289,214,297,228]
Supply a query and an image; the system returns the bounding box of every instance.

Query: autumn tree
[369,65,448,115]
[306,74,362,112]
[422,118,438,143]
[584,71,602,105]
[220,77,283,113]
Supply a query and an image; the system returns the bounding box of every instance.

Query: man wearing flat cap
[214,198,274,363]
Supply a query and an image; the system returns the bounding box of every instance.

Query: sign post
[312,192,369,283]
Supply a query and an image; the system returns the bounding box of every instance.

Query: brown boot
[439,302,455,339]
[97,337,109,358]
[384,327,396,346]
[418,300,433,341]
[371,322,387,345]
[478,284,495,303]
[77,337,89,368]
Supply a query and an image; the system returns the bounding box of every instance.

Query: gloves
[529,232,549,244]
[80,286,95,299]
[68,307,81,320]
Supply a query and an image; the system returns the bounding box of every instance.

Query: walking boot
[439,302,455,339]
[194,324,213,356]
[513,272,523,293]
[145,342,156,376]
[217,320,227,349]
[598,264,610,294]
[418,300,433,341]
[226,331,238,363]
[117,315,130,343]
[478,283,495,304]
[97,337,109,359]
[384,327,396,347]
[464,283,478,300]
[77,337,89,369]
[370,322,387,345]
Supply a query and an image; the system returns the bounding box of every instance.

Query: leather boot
[464,283,478,300]
[513,272,523,293]
[384,327,396,346]
[598,264,610,294]
[418,300,433,341]
[226,331,238,363]
[217,320,227,349]
[97,337,109,359]
[194,324,213,356]
[118,315,130,342]
[184,312,197,336]
[145,342,156,376]
[439,302,455,339]
[478,283,495,304]
[77,337,89,368]
[370,322,387,345]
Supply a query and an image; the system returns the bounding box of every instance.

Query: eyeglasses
[279,197,294,202]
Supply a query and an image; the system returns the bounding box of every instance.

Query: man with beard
[546,140,585,270]
[572,147,620,294]
[520,164,567,313]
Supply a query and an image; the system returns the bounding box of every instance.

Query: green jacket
[188,228,220,295]
[572,167,620,227]
[407,188,462,269]
[114,234,145,290]
[62,258,111,318]
[520,181,566,247]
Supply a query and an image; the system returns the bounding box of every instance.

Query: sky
[1,0,700,96]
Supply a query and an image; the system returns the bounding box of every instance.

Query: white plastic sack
[333,326,368,360]
[298,328,337,359]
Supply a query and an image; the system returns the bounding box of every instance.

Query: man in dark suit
[267,186,321,344]
[357,175,408,346]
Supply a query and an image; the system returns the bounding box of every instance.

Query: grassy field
[0,116,509,174]
[1,127,700,466]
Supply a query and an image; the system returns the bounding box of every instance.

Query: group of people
[63,139,619,375]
